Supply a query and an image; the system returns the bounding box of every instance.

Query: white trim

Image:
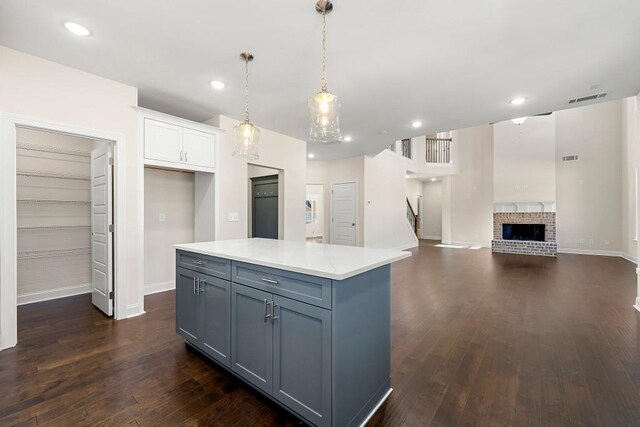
[358,388,393,427]
[136,112,146,317]
[126,303,145,318]
[0,112,130,350]
[621,252,638,264]
[558,248,625,257]
[144,281,175,295]
[17,284,92,306]
[421,235,442,240]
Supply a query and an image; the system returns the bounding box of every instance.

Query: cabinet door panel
[182,128,215,168]
[201,276,231,367]
[273,296,332,427]
[176,267,200,343]
[231,283,273,394]
[144,119,181,162]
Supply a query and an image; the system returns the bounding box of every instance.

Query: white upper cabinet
[144,119,182,163]
[140,109,219,173]
[182,128,215,169]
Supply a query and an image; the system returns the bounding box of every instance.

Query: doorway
[251,174,279,239]
[15,127,116,316]
[306,184,324,243]
[330,181,357,246]
[1,114,127,351]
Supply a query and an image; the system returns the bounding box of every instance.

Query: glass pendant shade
[308,90,341,144]
[232,120,260,161]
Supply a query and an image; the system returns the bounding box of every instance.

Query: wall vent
[561,155,579,162]
[568,93,607,104]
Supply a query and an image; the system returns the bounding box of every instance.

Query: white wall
[622,96,640,261]
[144,168,194,292]
[556,100,623,253]
[205,115,307,242]
[422,180,443,240]
[364,151,418,250]
[0,46,141,318]
[442,125,494,246]
[405,179,423,213]
[494,115,556,203]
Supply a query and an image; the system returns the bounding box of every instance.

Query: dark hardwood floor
[2,240,640,426]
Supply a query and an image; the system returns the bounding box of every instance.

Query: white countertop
[175,238,411,280]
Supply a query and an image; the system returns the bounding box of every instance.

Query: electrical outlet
[588,239,594,245]
[159,213,166,222]
[228,213,240,222]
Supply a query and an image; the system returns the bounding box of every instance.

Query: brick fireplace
[492,208,557,257]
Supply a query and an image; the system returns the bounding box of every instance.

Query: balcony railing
[425,137,451,164]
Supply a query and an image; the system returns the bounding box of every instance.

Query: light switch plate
[159,213,166,222]
[228,213,240,222]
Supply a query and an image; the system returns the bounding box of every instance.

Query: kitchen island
[174,238,410,427]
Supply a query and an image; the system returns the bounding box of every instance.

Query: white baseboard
[17,283,92,306]
[622,252,638,264]
[144,280,175,295]
[126,303,145,318]
[442,240,491,248]
[421,235,442,241]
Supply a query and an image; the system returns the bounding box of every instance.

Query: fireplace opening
[503,224,545,242]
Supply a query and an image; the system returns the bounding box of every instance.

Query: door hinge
[108,156,114,166]
[109,291,114,300]
[108,224,114,232]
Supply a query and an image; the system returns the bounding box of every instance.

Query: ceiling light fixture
[308,0,342,144]
[343,135,352,142]
[411,121,423,128]
[511,117,528,125]
[308,153,315,159]
[210,80,225,90]
[510,97,527,105]
[64,22,91,36]
[431,178,437,182]
[232,52,260,160]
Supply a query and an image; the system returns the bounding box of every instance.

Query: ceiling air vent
[561,155,579,162]
[568,93,607,104]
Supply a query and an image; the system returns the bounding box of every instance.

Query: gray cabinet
[231,283,273,393]
[176,267,231,368]
[273,295,331,427]
[176,267,201,342]
[176,252,392,427]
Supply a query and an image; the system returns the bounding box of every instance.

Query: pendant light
[232,52,261,160]
[308,0,342,144]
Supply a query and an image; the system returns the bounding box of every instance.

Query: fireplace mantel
[494,201,556,213]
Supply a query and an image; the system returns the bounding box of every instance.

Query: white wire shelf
[17,247,91,260]
[17,170,91,181]
[16,143,91,158]
[17,225,91,231]
[17,199,90,205]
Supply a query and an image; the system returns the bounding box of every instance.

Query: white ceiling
[1,0,639,160]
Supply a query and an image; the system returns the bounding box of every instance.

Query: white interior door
[91,146,114,316]
[331,182,357,246]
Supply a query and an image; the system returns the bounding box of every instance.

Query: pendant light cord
[321,11,328,93]
[244,57,250,122]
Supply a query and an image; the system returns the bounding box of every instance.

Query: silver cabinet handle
[185,151,188,162]
[199,279,206,294]
[261,277,279,285]
[180,150,184,161]
[196,277,200,295]
[271,303,278,324]
[193,277,196,294]
[263,299,269,322]
[193,260,205,266]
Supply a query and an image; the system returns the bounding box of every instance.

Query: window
[401,139,412,159]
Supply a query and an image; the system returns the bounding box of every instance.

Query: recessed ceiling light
[343,136,352,142]
[431,178,437,182]
[405,174,410,179]
[308,153,315,159]
[63,22,91,36]
[510,97,526,105]
[411,121,423,128]
[210,80,225,90]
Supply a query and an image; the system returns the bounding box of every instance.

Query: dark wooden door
[251,175,278,239]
